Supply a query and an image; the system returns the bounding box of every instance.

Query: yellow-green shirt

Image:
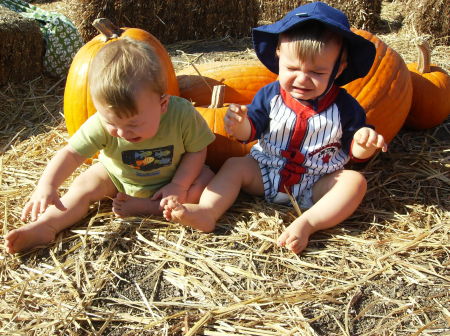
[69,96,215,197]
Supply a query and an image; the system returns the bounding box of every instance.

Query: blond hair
[88,37,167,117]
[278,21,346,62]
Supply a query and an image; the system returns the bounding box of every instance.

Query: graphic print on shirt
[122,145,174,171]
[308,142,341,164]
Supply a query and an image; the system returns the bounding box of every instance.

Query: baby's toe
[288,238,307,254]
[163,209,172,221]
[277,231,289,247]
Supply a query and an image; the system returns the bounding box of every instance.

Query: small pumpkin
[343,29,413,144]
[196,85,256,172]
[64,18,179,136]
[177,60,278,107]
[404,41,450,130]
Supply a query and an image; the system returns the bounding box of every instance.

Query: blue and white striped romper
[246,81,369,208]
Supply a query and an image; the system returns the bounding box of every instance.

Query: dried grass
[1,2,449,335]
[403,0,449,46]
[62,0,258,44]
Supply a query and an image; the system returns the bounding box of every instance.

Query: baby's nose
[116,128,127,138]
[295,71,309,84]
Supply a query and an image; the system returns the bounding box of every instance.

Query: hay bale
[0,6,43,85]
[64,0,259,43]
[404,0,449,45]
[258,0,382,30]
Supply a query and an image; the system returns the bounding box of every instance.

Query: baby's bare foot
[277,219,313,254]
[112,192,160,217]
[5,221,57,254]
[163,200,216,232]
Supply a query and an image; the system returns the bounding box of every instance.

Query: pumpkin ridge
[353,45,393,108]
[343,30,412,143]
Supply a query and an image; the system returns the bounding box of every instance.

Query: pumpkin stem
[92,18,123,41]
[416,40,431,74]
[209,85,225,108]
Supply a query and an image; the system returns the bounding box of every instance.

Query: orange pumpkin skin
[64,21,179,136]
[343,29,413,143]
[404,45,450,129]
[177,60,278,107]
[196,103,256,172]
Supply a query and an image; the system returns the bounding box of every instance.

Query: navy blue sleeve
[335,88,372,154]
[246,81,280,140]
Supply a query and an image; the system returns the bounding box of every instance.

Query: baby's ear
[336,48,348,78]
[336,58,348,79]
[160,94,170,112]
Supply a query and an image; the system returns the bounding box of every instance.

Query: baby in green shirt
[5,37,215,254]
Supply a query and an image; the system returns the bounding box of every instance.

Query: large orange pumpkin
[343,29,413,144]
[64,18,179,136]
[404,41,450,130]
[177,60,278,107]
[196,85,256,172]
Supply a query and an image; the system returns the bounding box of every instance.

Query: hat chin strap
[297,46,344,111]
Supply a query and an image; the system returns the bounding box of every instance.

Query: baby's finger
[53,198,66,212]
[354,131,368,145]
[20,202,33,221]
[234,105,248,122]
[375,135,387,151]
[30,202,41,222]
[39,199,49,215]
[228,111,243,123]
[228,103,241,113]
[151,190,162,201]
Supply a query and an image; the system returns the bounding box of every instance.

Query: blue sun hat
[252,1,376,86]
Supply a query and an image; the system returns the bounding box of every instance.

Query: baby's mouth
[126,137,141,143]
[292,86,311,93]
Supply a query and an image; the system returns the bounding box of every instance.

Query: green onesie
[69,96,215,198]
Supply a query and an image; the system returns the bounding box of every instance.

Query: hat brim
[253,18,376,86]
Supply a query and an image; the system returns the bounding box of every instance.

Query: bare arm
[22,144,87,221]
[172,147,207,190]
[153,147,207,204]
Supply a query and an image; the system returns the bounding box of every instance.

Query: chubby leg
[185,165,215,203]
[112,192,162,218]
[278,169,367,254]
[112,166,215,217]
[163,156,264,232]
[5,163,117,254]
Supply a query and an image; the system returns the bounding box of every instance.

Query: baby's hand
[224,104,248,136]
[354,127,388,152]
[153,182,188,209]
[21,185,66,222]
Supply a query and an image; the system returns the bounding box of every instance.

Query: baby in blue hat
[164,2,387,254]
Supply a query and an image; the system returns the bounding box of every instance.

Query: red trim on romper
[247,117,257,142]
[278,85,340,192]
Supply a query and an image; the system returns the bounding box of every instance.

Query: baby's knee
[344,170,367,195]
[70,173,109,200]
[352,170,367,189]
[222,156,254,171]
